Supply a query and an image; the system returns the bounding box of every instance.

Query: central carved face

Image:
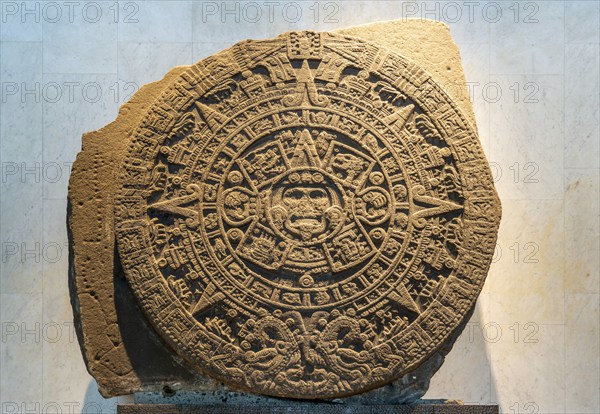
[268,169,345,244]
[282,185,330,240]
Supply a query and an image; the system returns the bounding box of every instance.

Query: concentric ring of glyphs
[115,31,500,398]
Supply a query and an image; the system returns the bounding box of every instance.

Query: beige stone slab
[69,20,492,398]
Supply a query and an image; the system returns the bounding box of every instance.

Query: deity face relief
[282,185,329,241]
[268,169,344,244]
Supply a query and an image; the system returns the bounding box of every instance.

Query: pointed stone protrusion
[410,184,463,227]
[388,283,420,314]
[191,282,225,316]
[383,103,415,129]
[147,185,200,219]
[195,101,228,132]
[296,60,313,84]
[290,129,321,168]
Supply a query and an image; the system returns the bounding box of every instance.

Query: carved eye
[287,189,304,200]
[310,189,326,199]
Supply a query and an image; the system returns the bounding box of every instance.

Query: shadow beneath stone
[113,256,197,384]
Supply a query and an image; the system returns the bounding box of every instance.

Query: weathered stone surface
[335,20,477,128]
[68,20,500,401]
[68,66,194,397]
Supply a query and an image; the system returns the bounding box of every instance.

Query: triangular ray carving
[290,129,321,168]
[410,184,463,227]
[191,282,225,316]
[383,104,415,130]
[388,283,421,315]
[148,184,201,220]
[195,102,228,132]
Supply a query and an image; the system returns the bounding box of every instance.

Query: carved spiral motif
[114,31,501,398]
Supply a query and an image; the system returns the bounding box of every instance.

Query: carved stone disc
[114,31,501,399]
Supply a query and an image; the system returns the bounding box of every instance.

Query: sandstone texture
[68,20,500,401]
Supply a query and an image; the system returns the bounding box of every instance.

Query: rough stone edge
[68,66,190,397]
[334,19,477,129]
[68,19,487,400]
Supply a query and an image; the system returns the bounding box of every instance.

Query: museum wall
[0,1,598,413]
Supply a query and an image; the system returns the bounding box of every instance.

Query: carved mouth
[288,214,326,234]
[290,217,321,229]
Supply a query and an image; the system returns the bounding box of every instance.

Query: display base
[118,403,499,414]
